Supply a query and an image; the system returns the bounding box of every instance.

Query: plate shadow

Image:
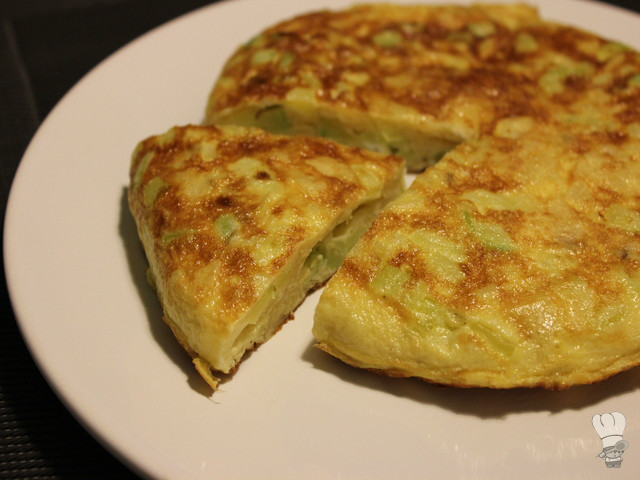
[118,187,211,396]
[302,339,640,418]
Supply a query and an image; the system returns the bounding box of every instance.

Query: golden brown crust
[208,4,541,120]
[207,3,640,140]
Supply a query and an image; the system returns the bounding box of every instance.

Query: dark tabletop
[1,0,640,478]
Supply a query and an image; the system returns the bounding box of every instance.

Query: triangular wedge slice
[313,119,640,389]
[128,124,405,389]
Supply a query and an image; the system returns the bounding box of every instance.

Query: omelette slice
[313,119,640,389]
[128,125,404,389]
[205,3,548,171]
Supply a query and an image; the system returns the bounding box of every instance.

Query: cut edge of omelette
[128,124,405,390]
[207,98,464,174]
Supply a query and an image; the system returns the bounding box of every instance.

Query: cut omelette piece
[206,3,544,171]
[313,120,640,389]
[128,125,405,389]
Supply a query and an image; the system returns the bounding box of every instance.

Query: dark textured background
[1,0,639,478]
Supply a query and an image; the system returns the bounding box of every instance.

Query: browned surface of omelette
[207,3,543,128]
[206,3,640,170]
[128,124,404,386]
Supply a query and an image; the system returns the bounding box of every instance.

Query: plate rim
[5,1,640,479]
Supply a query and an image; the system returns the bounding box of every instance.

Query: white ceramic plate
[5,0,640,478]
